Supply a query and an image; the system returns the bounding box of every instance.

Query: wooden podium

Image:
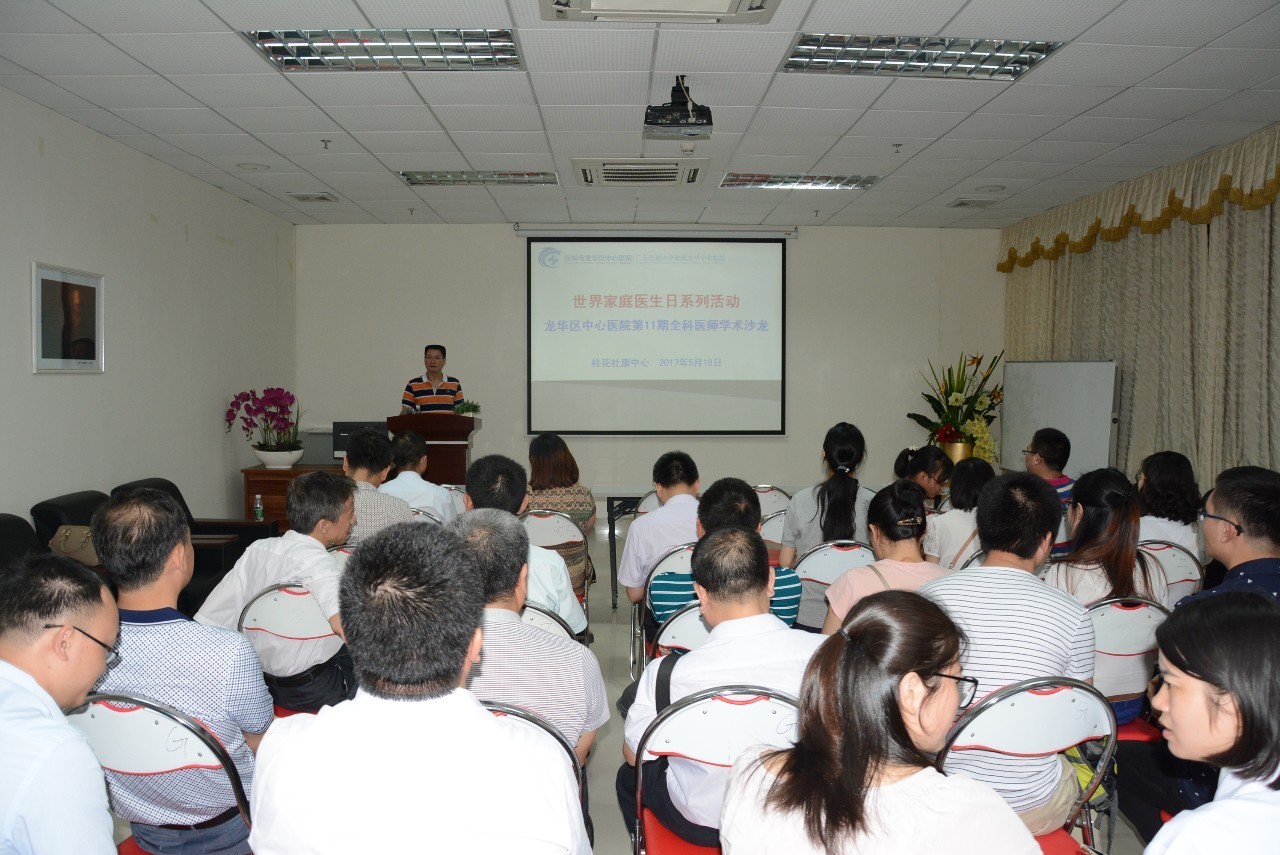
[386,413,479,485]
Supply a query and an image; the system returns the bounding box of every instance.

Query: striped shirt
[650,565,802,626]
[402,374,462,413]
[467,609,608,746]
[918,566,1095,813]
[1046,475,1075,558]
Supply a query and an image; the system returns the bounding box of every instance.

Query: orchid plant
[907,351,1004,447]
[225,387,302,451]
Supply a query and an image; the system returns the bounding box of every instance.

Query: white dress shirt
[618,493,699,590]
[249,688,590,855]
[379,470,456,523]
[1146,769,1280,854]
[624,613,824,829]
[529,544,588,633]
[195,530,344,677]
[0,660,116,855]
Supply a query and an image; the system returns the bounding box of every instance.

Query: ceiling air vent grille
[573,158,709,187]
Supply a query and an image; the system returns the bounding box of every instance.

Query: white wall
[0,86,295,520]
[294,224,1004,492]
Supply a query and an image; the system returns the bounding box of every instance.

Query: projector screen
[528,238,785,435]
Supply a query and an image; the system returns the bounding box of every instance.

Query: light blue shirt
[0,660,115,855]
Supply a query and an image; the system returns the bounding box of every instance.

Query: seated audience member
[0,556,118,855]
[92,488,271,854]
[820,481,948,634]
[619,451,701,605]
[1023,427,1074,557]
[197,472,358,713]
[464,455,586,635]
[893,446,954,512]
[528,433,597,600]
[1141,594,1280,854]
[1136,451,1201,558]
[918,473,1095,834]
[379,430,455,523]
[777,422,875,629]
[648,477,803,626]
[924,457,995,569]
[455,509,608,764]
[618,527,824,847]
[721,591,1036,855]
[248,524,589,854]
[342,428,413,544]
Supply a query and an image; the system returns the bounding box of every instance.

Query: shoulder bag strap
[867,563,892,591]
[655,649,685,713]
[948,529,981,571]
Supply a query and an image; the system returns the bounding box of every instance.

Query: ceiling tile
[1139,48,1280,90]
[810,155,906,175]
[108,134,190,157]
[748,107,862,136]
[48,74,202,108]
[520,28,654,74]
[325,105,441,132]
[946,112,1071,140]
[735,133,838,158]
[943,0,1121,41]
[1087,142,1213,167]
[336,181,419,201]
[546,132,641,157]
[466,152,555,171]
[1187,89,1280,122]
[358,0,513,28]
[723,154,821,173]
[113,107,242,135]
[978,83,1124,115]
[1021,43,1190,87]
[410,185,494,202]
[1040,115,1168,143]
[1210,3,1280,50]
[890,158,990,178]
[203,153,306,174]
[1080,0,1275,46]
[157,132,279,157]
[847,109,968,137]
[350,131,458,153]
[217,106,341,132]
[1006,140,1118,163]
[0,34,149,75]
[435,104,543,132]
[0,0,91,34]
[1086,86,1232,119]
[288,72,425,107]
[43,0,228,33]
[167,73,312,108]
[653,31,795,74]
[871,79,1010,113]
[152,154,221,174]
[374,151,470,171]
[1056,162,1160,183]
[965,160,1074,180]
[761,73,892,110]
[1135,118,1270,147]
[199,0,372,30]
[257,132,364,155]
[801,0,968,34]
[310,171,408,190]
[408,71,535,105]
[290,152,387,172]
[939,175,1042,195]
[649,72,775,108]
[827,136,934,158]
[538,104,637,133]
[103,33,262,74]
[54,107,143,135]
[873,175,964,193]
[0,75,94,108]
[916,138,1026,160]
[452,130,549,153]
[529,71,649,106]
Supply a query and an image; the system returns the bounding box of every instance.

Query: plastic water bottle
[253,494,264,521]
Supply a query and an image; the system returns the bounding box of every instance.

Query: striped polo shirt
[402,374,462,413]
[650,565,802,626]
[918,566,1094,813]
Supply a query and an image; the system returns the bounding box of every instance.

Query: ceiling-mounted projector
[644,75,712,141]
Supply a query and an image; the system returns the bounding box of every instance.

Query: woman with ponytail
[778,423,875,629]
[893,446,955,512]
[720,591,1036,854]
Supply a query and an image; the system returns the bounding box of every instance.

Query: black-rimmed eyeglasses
[1197,508,1243,536]
[43,623,121,669]
[929,672,980,709]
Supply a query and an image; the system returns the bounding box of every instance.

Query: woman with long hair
[923,457,995,570]
[721,591,1036,854]
[1139,593,1280,853]
[1136,451,1201,559]
[893,446,954,512]
[779,423,875,629]
[527,432,595,600]
[820,481,948,634]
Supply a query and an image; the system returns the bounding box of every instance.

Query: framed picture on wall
[32,262,105,374]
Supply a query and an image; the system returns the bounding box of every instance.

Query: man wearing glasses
[0,554,119,854]
[1181,466,1280,606]
[92,488,272,855]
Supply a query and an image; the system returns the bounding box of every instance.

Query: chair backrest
[1086,597,1171,698]
[1138,540,1203,602]
[482,700,583,793]
[29,490,110,546]
[111,478,195,524]
[643,543,698,611]
[758,510,787,546]
[444,485,467,517]
[653,601,712,655]
[939,677,1117,823]
[521,509,586,548]
[67,692,251,826]
[0,513,40,568]
[753,485,791,516]
[411,506,443,524]
[236,584,336,640]
[959,549,988,571]
[792,540,876,587]
[636,490,660,513]
[521,603,575,639]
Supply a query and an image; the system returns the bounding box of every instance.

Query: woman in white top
[923,458,995,571]
[1136,451,1202,560]
[720,591,1036,855]
[1144,593,1280,854]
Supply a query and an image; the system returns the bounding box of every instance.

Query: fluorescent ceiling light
[782,35,1060,81]
[539,0,778,24]
[245,29,521,71]
[720,174,880,190]
[399,171,558,186]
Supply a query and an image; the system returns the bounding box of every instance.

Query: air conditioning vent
[286,191,340,203]
[572,158,709,186]
[539,0,778,25]
[945,197,999,209]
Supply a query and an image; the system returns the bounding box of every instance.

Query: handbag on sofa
[49,525,99,566]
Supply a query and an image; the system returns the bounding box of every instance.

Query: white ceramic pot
[253,448,304,469]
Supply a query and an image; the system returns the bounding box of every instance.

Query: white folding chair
[521,602,576,639]
[67,692,251,828]
[411,506,443,524]
[1086,597,1170,699]
[938,676,1117,850]
[522,508,593,611]
[959,549,989,570]
[652,601,712,656]
[1138,540,1203,603]
[753,485,791,516]
[237,583,336,642]
[792,540,876,628]
[631,542,696,680]
[482,701,585,808]
[615,490,660,543]
[444,485,467,517]
[632,685,799,855]
[759,510,786,547]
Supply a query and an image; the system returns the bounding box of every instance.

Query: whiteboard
[999,361,1119,479]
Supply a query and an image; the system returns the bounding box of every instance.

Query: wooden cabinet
[242,464,343,529]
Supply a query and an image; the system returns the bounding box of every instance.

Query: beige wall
[0,86,295,519]
[295,224,1004,492]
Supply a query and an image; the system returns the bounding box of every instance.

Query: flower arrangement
[907,351,1004,448]
[225,387,302,451]
[454,399,482,416]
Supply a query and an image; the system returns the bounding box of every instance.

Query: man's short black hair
[340,522,482,700]
[698,477,761,533]
[1214,466,1280,547]
[346,428,394,473]
[390,431,428,471]
[465,455,528,514]
[287,471,356,534]
[976,472,1063,560]
[424,344,446,358]
[653,451,698,489]
[691,526,770,600]
[450,509,529,604]
[91,488,189,592]
[0,554,110,643]
[1031,428,1071,471]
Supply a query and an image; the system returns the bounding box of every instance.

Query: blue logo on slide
[538,247,562,268]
